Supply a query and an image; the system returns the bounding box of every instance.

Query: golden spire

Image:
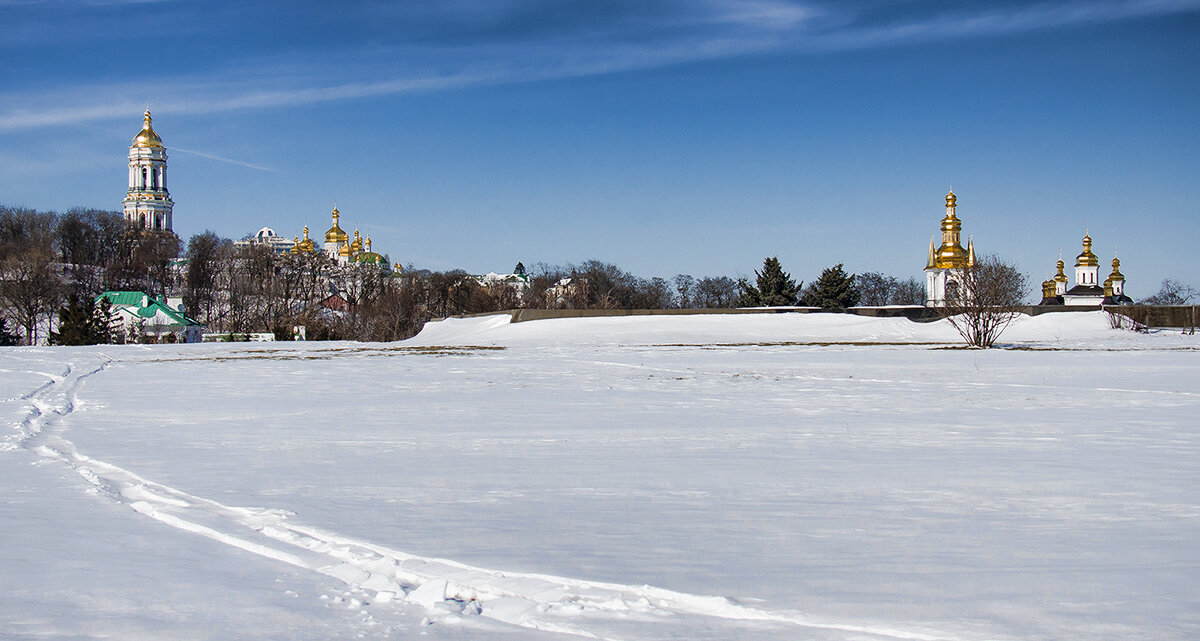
[926,237,936,269]
[303,225,310,239]
[967,236,976,267]
[133,110,164,148]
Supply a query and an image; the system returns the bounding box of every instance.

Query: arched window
[139,213,146,228]
[142,167,149,189]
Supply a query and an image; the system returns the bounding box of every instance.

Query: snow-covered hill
[2,312,1197,640]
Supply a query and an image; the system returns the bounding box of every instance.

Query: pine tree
[739,256,800,306]
[514,262,526,277]
[803,263,860,308]
[50,295,113,345]
[0,317,18,346]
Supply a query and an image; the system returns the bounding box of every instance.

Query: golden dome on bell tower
[132,110,163,148]
[932,191,970,269]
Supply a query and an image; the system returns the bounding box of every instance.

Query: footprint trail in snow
[9,354,969,641]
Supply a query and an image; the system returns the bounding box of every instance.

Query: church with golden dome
[924,191,976,306]
[123,110,174,231]
[283,206,391,269]
[1038,233,1131,306]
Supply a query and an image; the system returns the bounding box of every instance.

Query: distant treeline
[0,203,956,344]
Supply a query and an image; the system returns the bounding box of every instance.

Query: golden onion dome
[350,229,364,253]
[1075,233,1099,267]
[294,225,314,252]
[1054,259,1069,282]
[324,207,349,243]
[1109,257,1125,281]
[934,244,970,268]
[933,198,968,268]
[133,110,163,148]
[945,191,957,207]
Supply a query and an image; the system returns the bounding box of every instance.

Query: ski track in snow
[2,352,983,641]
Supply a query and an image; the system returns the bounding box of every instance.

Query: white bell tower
[123,110,174,232]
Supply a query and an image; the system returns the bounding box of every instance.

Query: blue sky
[2,0,1198,294]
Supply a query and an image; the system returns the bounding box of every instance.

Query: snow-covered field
[2,312,1197,640]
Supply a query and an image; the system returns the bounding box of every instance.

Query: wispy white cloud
[805,0,1200,50]
[0,0,1196,132]
[170,146,278,173]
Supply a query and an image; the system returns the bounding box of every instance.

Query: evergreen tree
[0,317,18,346]
[803,263,860,308]
[739,257,800,306]
[514,261,526,277]
[50,295,114,346]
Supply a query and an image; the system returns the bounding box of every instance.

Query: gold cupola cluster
[289,225,316,254]
[284,206,393,271]
[1039,232,1131,306]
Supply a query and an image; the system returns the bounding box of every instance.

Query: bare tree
[940,254,1030,348]
[891,277,925,305]
[0,207,62,344]
[1139,279,1197,305]
[695,276,739,308]
[184,231,224,324]
[673,274,697,308]
[856,272,896,306]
